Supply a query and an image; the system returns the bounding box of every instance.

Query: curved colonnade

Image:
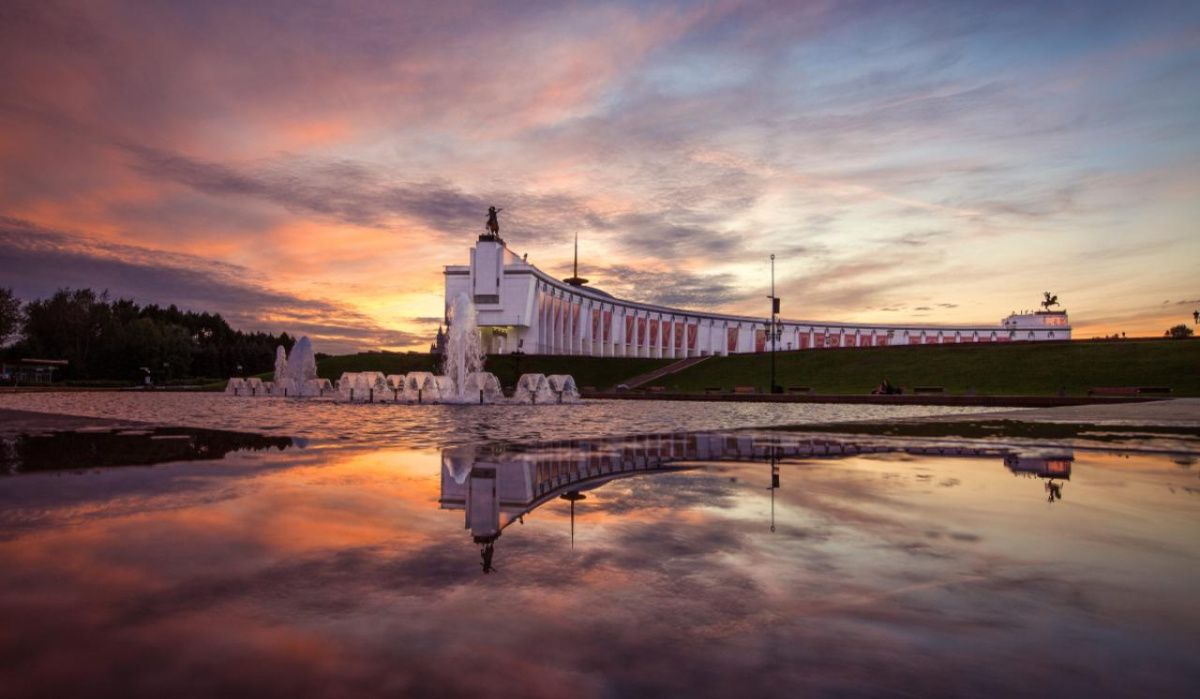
[445,238,1071,357]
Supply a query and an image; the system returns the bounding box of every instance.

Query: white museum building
[444,234,1070,357]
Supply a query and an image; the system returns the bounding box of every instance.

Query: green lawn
[645,339,1200,396]
[317,352,671,390]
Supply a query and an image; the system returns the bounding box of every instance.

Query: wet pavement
[0,412,1196,697]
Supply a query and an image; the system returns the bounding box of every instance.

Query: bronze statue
[486,206,502,238]
[1041,292,1060,311]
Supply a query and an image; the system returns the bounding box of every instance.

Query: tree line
[0,287,294,381]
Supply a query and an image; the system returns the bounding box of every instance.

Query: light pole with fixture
[766,254,782,394]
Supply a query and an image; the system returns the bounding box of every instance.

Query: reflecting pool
[0,392,996,446]
[0,424,1196,697]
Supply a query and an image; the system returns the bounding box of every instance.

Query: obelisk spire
[562,231,589,286]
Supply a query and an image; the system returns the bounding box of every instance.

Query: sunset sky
[1,0,1197,353]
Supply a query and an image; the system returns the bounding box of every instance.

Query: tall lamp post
[766,254,782,394]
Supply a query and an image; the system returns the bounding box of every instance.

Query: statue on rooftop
[485,206,502,239]
[1041,292,1060,312]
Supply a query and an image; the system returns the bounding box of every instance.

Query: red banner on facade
[687,324,697,350]
[674,322,684,348]
[625,315,634,345]
[827,333,841,348]
[649,320,659,346]
[727,327,738,353]
[638,317,647,346]
[755,329,766,352]
[603,311,612,342]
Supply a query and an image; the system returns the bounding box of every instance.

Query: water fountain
[439,293,493,403]
[273,346,288,383]
[337,371,387,402]
[403,372,439,402]
[462,371,504,403]
[512,373,555,404]
[225,295,577,405]
[546,374,581,403]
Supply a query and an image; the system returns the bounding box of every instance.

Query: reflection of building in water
[441,434,1076,560]
[1004,454,1073,502]
[1004,455,1073,480]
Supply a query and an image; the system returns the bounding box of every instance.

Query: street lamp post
[766,254,782,394]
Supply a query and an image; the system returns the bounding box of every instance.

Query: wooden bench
[704,387,723,395]
[732,386,757,394]
[786,386,812,394]
[1088,386,1172,396]
[913,386,945,394]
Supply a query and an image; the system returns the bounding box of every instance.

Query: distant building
[444,236,1071,356]
[430,325,447,355]
[1,358,68,384]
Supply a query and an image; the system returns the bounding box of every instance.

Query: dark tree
[1166,324,1194,339]
[0,287,21,345]
[16,287,295,381]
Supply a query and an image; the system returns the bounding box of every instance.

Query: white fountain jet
[441,292,489,403]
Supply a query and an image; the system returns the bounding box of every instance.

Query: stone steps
[611,355,711,391]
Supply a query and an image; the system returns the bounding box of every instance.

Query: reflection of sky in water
[0,434,1197,697]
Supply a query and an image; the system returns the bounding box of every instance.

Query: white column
[570,295,580,356]
[554,293,563,354]
[600,307,609,357]
[565,295,574,355]
[540,291,549,353]
[600,305,609,357]
[638,311,647,358]
[576,299,585,357]
[612,306,622,357]
[657,315,666,359]
[559,295,567,355]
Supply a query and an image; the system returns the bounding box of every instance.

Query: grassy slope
[646,339,1200,396]
[317,352,671,390]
